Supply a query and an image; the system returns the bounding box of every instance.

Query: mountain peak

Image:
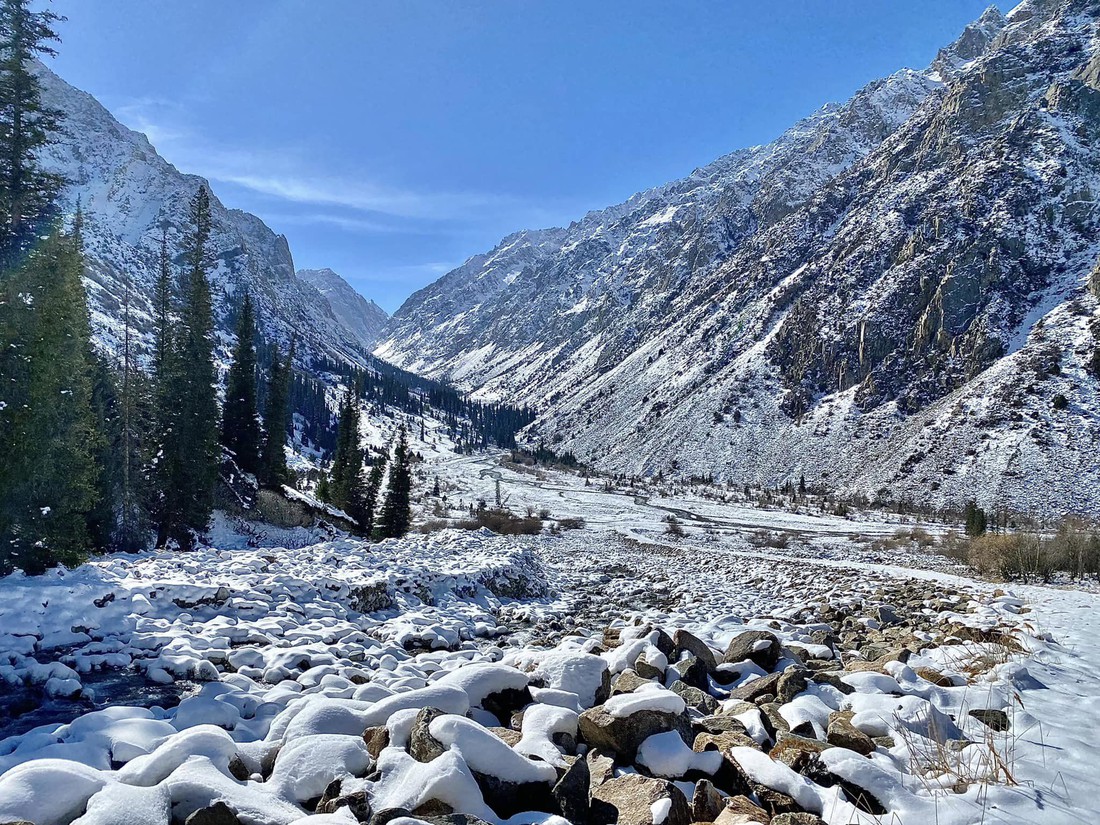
[297,268,388,347]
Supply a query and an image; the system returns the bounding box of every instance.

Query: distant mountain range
[376,1,1100,515]
[36,60,385,370]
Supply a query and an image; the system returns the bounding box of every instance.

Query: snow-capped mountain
[377,2,1100,515]
[34,62,378,370]
[297,268,389,348]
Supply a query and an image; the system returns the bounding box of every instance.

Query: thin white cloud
[109,96,534,224]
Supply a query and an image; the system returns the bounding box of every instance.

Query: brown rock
[590,774,690,825]
[578,703,692,758]
[364,725,390,759]
[691,778,724,822]
[713,795,770,824]
[826,711,874,756]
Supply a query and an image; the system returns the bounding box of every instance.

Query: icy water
[0,668,194,740]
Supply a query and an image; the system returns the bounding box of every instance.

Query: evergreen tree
[324,385,366,525]
[378,425,412,539]
[0,0,63,255]
[964,499,987,538]
[363,450,387,536]
[220,291,261,474]
[259,339,293,488]
[153,187,218,549]
[0,229,100,573]
[150,227,181,547]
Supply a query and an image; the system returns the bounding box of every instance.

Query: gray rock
[670,679,719,714]
[672,628,719,673]
[723,631,781,671]
[552,755,590,823]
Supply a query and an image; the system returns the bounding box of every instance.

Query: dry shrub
[458,507,543,535]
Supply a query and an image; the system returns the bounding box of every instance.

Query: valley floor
[0,453,1097,825]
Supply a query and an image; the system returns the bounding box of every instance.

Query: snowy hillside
[298,268,389,349]
[34,62,380,370]
[376,2,1100,516]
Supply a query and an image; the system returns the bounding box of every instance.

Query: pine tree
[964,499,987,538]
[364,450,387,536]
[153,187,218,549]
[150,227,181,547]
[220,291,261,474]
[378,425,412,539]
[259,339,293,488]
[0,0,63,256]
[0,228,100,573]
[324,385,366,526]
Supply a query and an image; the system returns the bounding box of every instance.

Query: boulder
[826,711,874,756]
[723,631,781,671]
[590,774,690,825]
[578,704,692,758]
[552,755,590,824]
[691,778,724,822]
[672,629,719,673]
[713,795,770,824]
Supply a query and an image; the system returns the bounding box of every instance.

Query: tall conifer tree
[0,229,99,572]
[0,0,63,255]
[378,425,412,539]
[259,339,293,488]
[221,291,260,474]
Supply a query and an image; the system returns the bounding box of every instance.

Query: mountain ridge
[375,0,1100,515]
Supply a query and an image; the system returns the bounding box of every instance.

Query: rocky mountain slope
[298,267,389,348]
[35,62,379,370]
[377,1,1100,515]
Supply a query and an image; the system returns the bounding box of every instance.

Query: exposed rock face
[378,1,1100,514]
[299,267,390,348]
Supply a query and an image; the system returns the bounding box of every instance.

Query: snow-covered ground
[0,454,1097,825]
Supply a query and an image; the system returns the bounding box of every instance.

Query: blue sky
[46,1,1010,312]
